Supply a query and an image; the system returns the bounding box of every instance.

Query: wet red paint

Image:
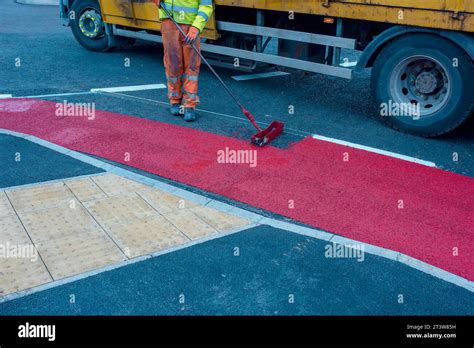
[1,98,473,280]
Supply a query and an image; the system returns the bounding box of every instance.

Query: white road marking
[232,71,291,81]
[2,84,167,99]
[5,89,434,169]
[340,61,358,67]
[312,134,437,167]
[21,92,93,98]
[103,91,437,168]
[90,84,166,93]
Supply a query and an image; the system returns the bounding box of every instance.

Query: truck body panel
[97,0,473,37]
[98,0,218,39]
[215,0,474,32]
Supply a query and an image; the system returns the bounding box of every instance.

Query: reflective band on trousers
[183,74,199,81]
[185,91,198,98]
[167,75,181,83]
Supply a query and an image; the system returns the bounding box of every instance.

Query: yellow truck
[59,0,474,136]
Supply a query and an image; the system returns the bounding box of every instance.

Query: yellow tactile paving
[91,174,150,196]
[6,182,76,213]
[162,209,218,240]
[104,215,189,258]
[83,193,157,230]
[138,189,199,213]
[36,233,126,280]
[0,191,15,218]
[190,205,250,232]
[0,172,253,297]
[65,177,107,202]
[19,204,103,243]
[0,257,52,296]
[0,214,31,245]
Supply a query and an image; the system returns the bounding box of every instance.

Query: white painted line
[104,92,436,168]
[312,134,437,167]
[1,129,471,294]
[0,88,438,170]
[232,71,291,81]
[20,92,93,98]
[6,85,165,99]
[340,61,358,68]
[90,84,166,93]
[3,91,94,99]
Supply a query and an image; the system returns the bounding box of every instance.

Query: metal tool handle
[159,1,261,131]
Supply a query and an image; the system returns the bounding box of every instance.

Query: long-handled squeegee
[159,2,284,146]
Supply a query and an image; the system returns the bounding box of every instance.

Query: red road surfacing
[1,98,473,280]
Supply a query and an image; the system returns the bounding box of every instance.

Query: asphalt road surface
[1,0,473,177]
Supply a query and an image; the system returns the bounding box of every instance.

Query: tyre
[71,0,111,52]
[371,33,474,137]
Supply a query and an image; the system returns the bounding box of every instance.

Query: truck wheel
[71,0,110,52]
[371,34,473,137]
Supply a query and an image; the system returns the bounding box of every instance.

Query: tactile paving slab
[0,214,31,245]
[6,182,76,213]
[19,204,104,243]
[104,215,189,258]
[162,209,218,240]
[190,205,250,232]
[0,172,255,297]
[36,232,126,280]
[65,177,107,202]
[0,257,52,296]
[83,193,158,230]
[138,189,198,214]
[0,191,15,218]
[92,174,150,196]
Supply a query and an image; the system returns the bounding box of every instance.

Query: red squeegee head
[241,106,285,147]
[251,121,285,147]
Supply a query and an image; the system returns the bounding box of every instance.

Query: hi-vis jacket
[159,0,213,32]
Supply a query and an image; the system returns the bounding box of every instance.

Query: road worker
[154,0,213,122]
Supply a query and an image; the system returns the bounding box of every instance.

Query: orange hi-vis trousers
[161,19,202,109]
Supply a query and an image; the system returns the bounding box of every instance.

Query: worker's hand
[185,26,200,45]
[153,0,161,6]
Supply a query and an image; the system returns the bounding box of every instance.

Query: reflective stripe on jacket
[159,0,213,32]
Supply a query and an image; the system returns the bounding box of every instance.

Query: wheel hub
[79,10,103,39]
[415,71,438,95]
[389,56,451,118]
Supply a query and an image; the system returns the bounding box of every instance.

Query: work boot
[184,107,196,122]
[170,103,182,116]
